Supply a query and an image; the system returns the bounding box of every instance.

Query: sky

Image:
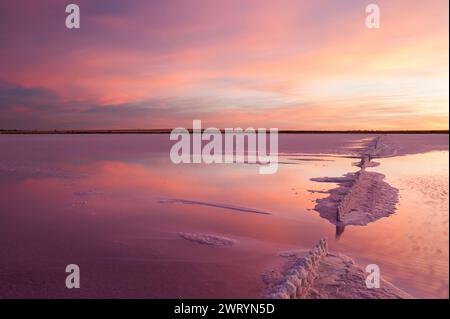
[0,0,448,130]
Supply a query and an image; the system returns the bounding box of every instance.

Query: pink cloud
[0,0,448,130]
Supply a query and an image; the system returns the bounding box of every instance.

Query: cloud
[0,0,448,129]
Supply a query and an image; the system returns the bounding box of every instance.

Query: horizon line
[1,129,448,135]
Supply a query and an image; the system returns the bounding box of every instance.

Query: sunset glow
[0,0,448,130]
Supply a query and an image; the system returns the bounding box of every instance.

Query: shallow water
[0,134,448,298]
[334,151,449,298]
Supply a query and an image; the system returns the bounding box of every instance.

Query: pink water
[0,134,448,298]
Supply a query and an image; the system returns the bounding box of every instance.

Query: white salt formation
[264,239,412,299]
[305,252,412,299]
[336,171,398,225]
[311,135,399,226]
[265,239,329,299]
[160,198,272,215]
[178,232,236,246]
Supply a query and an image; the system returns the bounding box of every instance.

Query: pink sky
[0,0,448,130]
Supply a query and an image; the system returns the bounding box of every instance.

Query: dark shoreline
[0,129,448,135]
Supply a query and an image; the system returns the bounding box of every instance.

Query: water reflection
[0,134,447,298]
[335,224,346,240]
